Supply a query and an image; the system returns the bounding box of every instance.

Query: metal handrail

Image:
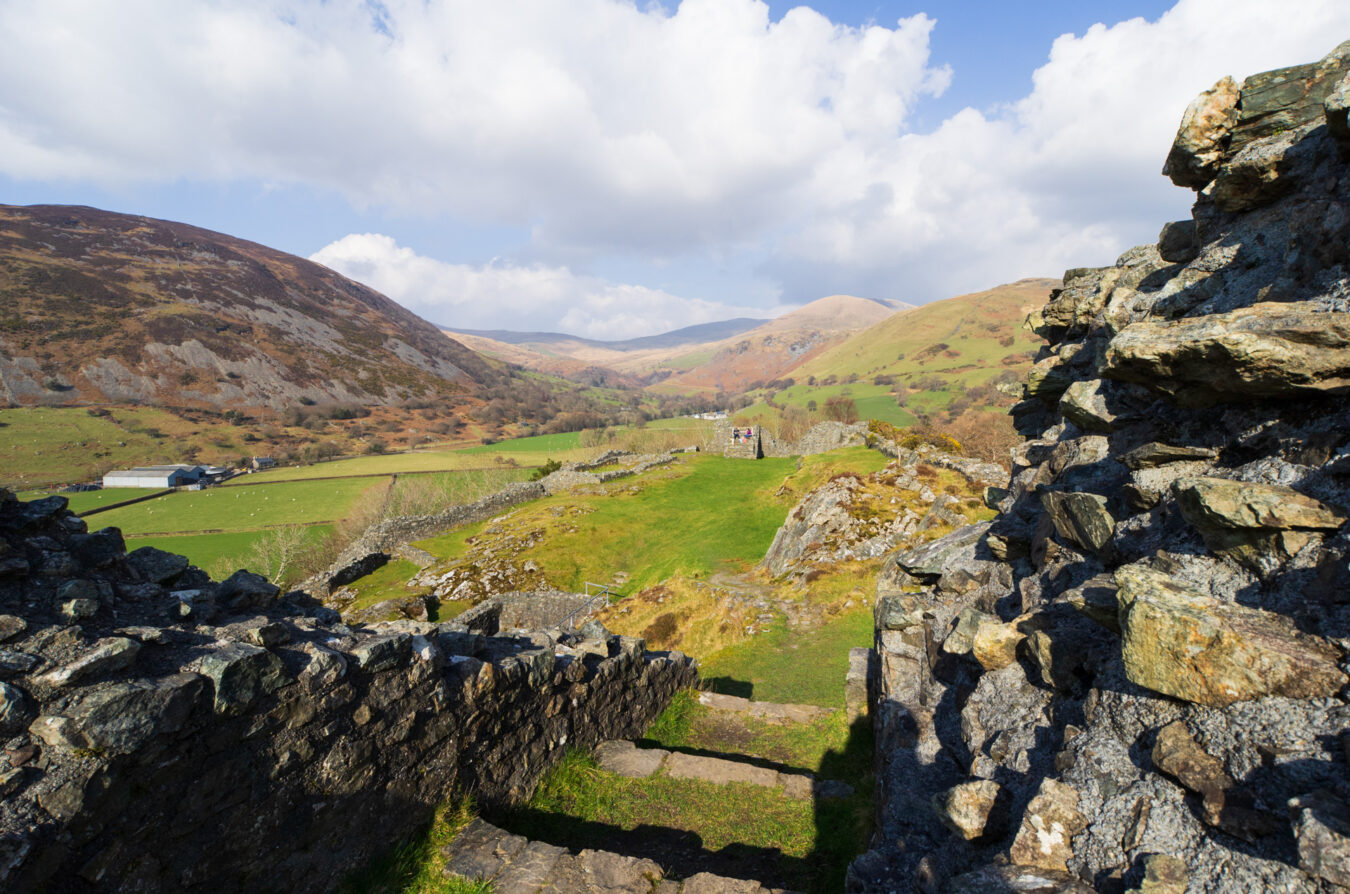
[558,582,616,630]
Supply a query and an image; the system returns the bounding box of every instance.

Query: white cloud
[310,233,775,340]
[3,0,1350,323]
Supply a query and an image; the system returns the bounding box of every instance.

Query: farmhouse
[102,464,209,488]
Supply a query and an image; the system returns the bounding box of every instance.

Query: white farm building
[102,464,208,489]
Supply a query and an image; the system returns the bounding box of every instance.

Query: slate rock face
[852,43,1350,894]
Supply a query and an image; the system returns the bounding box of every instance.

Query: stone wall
[850,45,1350,893]
[306,480,547,596]
[0,492,696,893]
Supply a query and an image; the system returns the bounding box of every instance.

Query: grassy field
[700,607,875,707]
[17,487,164,514]
[92,478,388,535]
[412,451,890,596]
[127,525,336,579]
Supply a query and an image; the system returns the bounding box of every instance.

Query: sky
[3,0,1349,340]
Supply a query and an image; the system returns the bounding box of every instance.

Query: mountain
[445,294,909,391]
[450,317,769,351]
[788,278,1055,384]
[653,294,907,393]
[0,204,499,411]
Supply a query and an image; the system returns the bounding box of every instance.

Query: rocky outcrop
[0,490,695,893]
[851,45,1350,894]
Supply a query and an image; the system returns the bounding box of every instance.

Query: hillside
[789,278,1054,383]
[447,294,906,391]
[653,294,906,393]
[0,204,500,411]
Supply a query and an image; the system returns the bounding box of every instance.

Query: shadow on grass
[702,675,754,698]
[811,713,876,893]
[631,739,817,776]
[489,807,805,890]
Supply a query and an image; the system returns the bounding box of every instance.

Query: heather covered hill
[0,204,501,411]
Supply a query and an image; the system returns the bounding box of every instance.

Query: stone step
[696,691,832,724]
[442,818,800,894]
[593,740,854,800]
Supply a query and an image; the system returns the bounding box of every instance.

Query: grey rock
[1162,75,1240,188]
[38,637,141,688]
[1103,302,1350,406]
[29,674,201,754]
[69,528,126,569]
[1040,491,1114,555]
[0,651,39,678]
[1289,790,1350,887]
[1116,564,1347,707]
[199,642,288,715]
[351,633,412,674]
[889,522,990,581]
[931,780,1002,841]
[0,615,25,642]
[60,598,99,622]
[1156,220,1198,263]
[0,681,31,737]
[947,864,1094,893]
[126,546,190,584]
[1008,779,1087,872]
[1120,443,1218,470]
[218,569,280,610]
[245,622,290,648]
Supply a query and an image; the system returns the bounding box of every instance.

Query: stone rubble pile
[850,43,1350,893]
[0,490,695,893]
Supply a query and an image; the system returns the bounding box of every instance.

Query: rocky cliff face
[851,43,1350,893]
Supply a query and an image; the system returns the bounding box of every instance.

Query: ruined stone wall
[0,493,696,893]
[850,44,1350,893]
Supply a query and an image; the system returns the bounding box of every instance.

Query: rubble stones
[932,780,1002,840]
[1328,71,1350,158]
[217,568,280,610]
[1289,790,1350,887]
[1008,779,1087,872]
[1040,491,1114,555]
[126,547,189,584]
[1116,565,1347,706]
[1156,220,1198,264]
[1128,854,1187,894]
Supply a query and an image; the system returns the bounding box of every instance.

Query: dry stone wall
[851,44,1350,893]
[0,492,696,893]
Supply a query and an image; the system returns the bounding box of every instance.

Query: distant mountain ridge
[447,294,911,391]
[449,317,769,351]
[0,204,499,411]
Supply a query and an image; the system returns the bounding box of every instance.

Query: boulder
[1289,790,1350,887]
[199,642,288,715]
[0,681,31,737]
[1173,476,1346,567]
[351,633,413,674]
[887,522,989,581]
[1210,126,1300,213]
[1161,75,1239,188]
[1008,779,1087,872]
[218,569,280,611]
[970,618,1025,672]
[1120,442,1217,470]
[1025,356,1075,401]
[1102,302,1350,406]
[1173,476,1345,531]
[931,780,1002,841]
[38,637,141,688]
[1115,564,1347,707]
[1040,491,1114,555]
[1127,854,1188,894]
[1152,720,1283,842]
[1057,378,1145,433]
[125,546,190,584]
[29,674,202,754]
[1156,220,1198,264]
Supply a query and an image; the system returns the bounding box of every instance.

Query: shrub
[530,458,562,481]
